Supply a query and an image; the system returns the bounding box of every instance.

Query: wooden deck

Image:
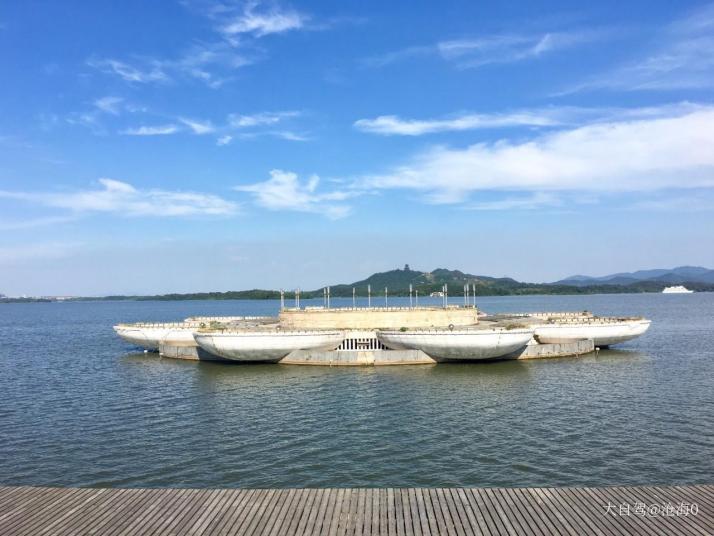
[0,485,711,535]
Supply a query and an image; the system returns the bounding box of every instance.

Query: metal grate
[337,337,388,351]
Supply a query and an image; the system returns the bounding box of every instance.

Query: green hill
[4,265,712,303]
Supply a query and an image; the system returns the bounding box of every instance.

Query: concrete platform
[280,349,437,366]
[158,341,230,361]
[507,338,595,360]
[157,338,595,365]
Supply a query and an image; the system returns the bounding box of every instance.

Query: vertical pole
[472,283,476,307]
[415,290,419,307]
[409,284,413,308]
[280,289,285,311]
[352,287,356,308]
[385,287,388,307]
[297,288,300,309]
[368,284,371,308]
[444,284,448,307]
[327,286,330,309]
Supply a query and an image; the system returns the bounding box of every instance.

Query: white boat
[534,318,651,347]
[662,285,693,294]
[113,322,203,351]
[376,327,534,361]
[193,330,345,362]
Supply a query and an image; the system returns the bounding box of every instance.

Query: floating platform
[0,485,710,535]
[115,307,650,365]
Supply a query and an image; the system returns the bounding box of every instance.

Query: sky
[1,0,714,296]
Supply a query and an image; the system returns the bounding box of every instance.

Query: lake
[1,293,712,488]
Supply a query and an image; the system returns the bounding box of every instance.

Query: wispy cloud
[118,109,306,140]
[121,124,179,136]
[228,111,300,127]
[178,117,215,134]
[364,29,604,69]
[354,103,704,136]
[88,2,312,88]
[0,178,239,217]
[93,96,124,115]
[355,110,562,136]
[218,1,307,38]
[235,170,353,219]
[561,3,714,93]
[87,58,168,84]
[217,135,233,146]
[0,216,79,231]
[88,41,251,88]
[357,105,714,205]
[465,192,563,211]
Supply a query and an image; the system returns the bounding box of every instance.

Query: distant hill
[555,266,714,287]
[4,265,713,303]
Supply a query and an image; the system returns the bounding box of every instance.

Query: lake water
[1,294,712,489]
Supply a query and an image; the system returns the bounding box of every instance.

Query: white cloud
[93,96,124,115]
[87,58,168,83]
[0,178,238,217]
[466,192,562,211]
[217,135,233,146]
[228,111,300,128]
[354,103,705,136]
[359,106,714,204]
[0,216,78,231]
[235,170,352,219]
[179,117,215,134]
[355,110,562,136]
[88,41,251,88]
[121,124,179,136]
[562,3,714,93]
[220,3,306,37]
[364,30,603,69]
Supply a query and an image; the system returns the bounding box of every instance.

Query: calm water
[1,294,712,489]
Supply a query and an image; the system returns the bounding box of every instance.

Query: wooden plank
[9,488,94,536]
[217,489,259,536]
[636,486,710,536]
[126,488,190,536]
[302,488,329,536]
[577,487,648,536]
[290,488,318,536]
[556,487,619,536]
[250,488,286,536]
[326,488,347,536]
[537,487,597,536]
[243,488,280,536]
[264,488,299,536]
[0,487,74,534]
[452,488,488,536]
[0,485,712,535]
[482,487,521,536]
[512,488,561,536]
[155,488,213,536]
[318,488,339,536]
[493,488,541,536]
[464,488,500,536]
[436,487,464,536]
[39,488,111,535]
[228,488,271,535]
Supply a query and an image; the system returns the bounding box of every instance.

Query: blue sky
[1,0,714,295]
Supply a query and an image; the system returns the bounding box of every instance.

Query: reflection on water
[0,294,712,488]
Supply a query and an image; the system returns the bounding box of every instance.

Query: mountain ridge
[3,265,712,303]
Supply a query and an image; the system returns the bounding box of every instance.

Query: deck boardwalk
[0,485,710,535]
